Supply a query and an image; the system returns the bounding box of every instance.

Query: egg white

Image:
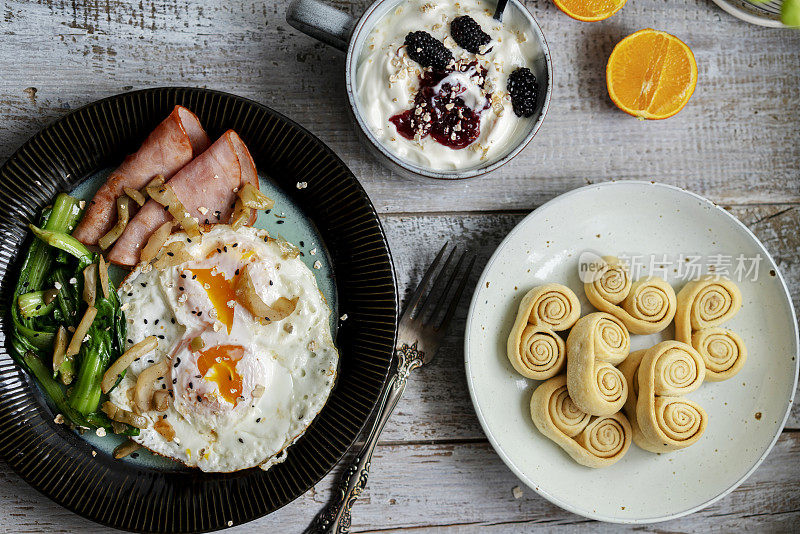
[109,225,338,472]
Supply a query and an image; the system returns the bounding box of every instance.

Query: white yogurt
[355,0,542,171]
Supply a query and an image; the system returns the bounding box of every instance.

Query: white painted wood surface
[0,0,798,532]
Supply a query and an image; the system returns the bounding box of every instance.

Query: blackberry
[507,67,539,118]
[404,31,453,70]
[450,16,491,54]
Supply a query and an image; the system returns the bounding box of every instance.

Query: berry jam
[389,62,490,149]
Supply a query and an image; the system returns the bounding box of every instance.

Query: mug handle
[286,0,357,52]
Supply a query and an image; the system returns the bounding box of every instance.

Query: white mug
[287,0,552,180]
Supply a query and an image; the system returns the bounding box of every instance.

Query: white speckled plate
[464,181,798,523]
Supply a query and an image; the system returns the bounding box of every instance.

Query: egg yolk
[188,268,238,334]
[197,344,244,406]
[187,247,256,333]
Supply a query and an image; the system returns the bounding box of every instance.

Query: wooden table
[1,0,798,532]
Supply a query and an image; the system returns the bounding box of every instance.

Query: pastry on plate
[675,276,746,381]
[584,255,677,335]
[507,284,581,380]
[619,341,707,453]
[530,375,632,468]
[566,312,630,416]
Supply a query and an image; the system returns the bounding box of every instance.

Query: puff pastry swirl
[619,341,708,453]
[507,284,581,380]
[531,375,632,468]
[566,312,630,416]
[675,276,746,381]
[585,256,677,335]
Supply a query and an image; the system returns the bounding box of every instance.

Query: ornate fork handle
[306,343,424,534]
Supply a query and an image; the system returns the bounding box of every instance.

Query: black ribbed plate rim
[0,87,398,533]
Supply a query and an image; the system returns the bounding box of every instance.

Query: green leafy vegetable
[28,224,93,269]
[783,0,800,26]
[17,290,57,319]
[10,193,134,436]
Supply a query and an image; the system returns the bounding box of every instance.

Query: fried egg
[109,225,338,472]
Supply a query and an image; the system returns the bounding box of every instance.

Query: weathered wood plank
[0,0,798,211]
[0,431,797,532]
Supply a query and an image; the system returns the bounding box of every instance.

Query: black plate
[0,88,398,532]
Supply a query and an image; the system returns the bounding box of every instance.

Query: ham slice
[73,106,211,245]
[107,130,259,266]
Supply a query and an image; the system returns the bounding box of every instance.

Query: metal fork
[306,243,476,534]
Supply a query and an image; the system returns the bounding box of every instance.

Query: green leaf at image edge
[783,0,800,26]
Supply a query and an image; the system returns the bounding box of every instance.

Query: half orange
[606,29,698,120]
[552,0,627,21]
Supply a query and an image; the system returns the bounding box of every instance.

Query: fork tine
[401,242,449,321]
[417,245,457,319]
[427,249,468,325]
[437,254,476,330]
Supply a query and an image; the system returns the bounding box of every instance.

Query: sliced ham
[107,130,259,266]
[73,106,211,245]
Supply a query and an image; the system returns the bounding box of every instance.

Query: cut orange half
[552,0,627,21]
[606,29,698,120]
